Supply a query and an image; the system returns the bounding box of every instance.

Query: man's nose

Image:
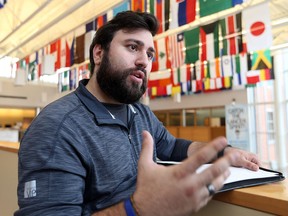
[135,51,149,68]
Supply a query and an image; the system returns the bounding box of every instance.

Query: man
[15,11,259,216]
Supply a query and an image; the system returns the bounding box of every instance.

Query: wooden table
[0,141,19,153]
[214,178,288,215]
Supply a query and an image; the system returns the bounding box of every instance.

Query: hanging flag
[221,55,233,78]
[208,58,221,79]
[233,53,248,88]
[251,49,272,70]
[69,68,78,90]
[113,1,130,16]
[50,39,61,70]
[74,34,85,64]
[184,27,199,64]
[200,21,220,61]
[131,0,146,12]
[85,30,96,60]
[151,36,171,71]
[150,0,170,34]
[232,0,244,6]
[41,54,56,75]
[169,0,196,29]
[243,2,272,52]
[199,0,232,17]
[0,0,7,8]
[64,32,75,67]
[95,14,108,30]
[169,32,185,69]
[246,70,260,84]
[219,13,243,56]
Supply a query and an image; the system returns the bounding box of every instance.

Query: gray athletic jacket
[15,79,191,216]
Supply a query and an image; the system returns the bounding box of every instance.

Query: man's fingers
[138,130,155,168]
[179,137,228,177]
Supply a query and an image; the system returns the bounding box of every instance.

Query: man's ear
[93,44,103,65]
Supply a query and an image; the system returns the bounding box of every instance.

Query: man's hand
[133,131,240,216]
[224,147,260,171]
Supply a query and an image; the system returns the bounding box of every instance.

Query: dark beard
[96,51,147,104]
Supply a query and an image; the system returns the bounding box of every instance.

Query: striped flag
[50,39,61,70]
[169,0,196,29]
[131,0,146,12]
[184,27,199,64]
[219,13,243,55]
[169,32,185,69]
[95,14,108,30]
[200,21,220,61]
[150,0,170,34]
[74,34,85,64]
[233,53,248,88]
[113,1,130,16]
[199,0,232,17]
[221,55,233,77]
[246,70,260,84]
[0,0,7,8]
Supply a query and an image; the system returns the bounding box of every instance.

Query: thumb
[138,130,155,169]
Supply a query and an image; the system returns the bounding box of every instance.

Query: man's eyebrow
[124,39,155,53]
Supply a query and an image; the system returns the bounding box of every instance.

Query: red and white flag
[169,32,185,69]
[243,2,272,52]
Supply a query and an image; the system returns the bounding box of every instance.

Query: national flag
[232,0,244,6]
[130,0,146,12]
[233,53,248,88]
[84,30,96,60]
[208,58,221,79]
[246,70,260,84]
[69,68,78,90]
[151,36,171,71]
[221,55,233,77]
[59,70,70,92]
[243,2,272,52]
[184,27,199,64]
[78,64,90,80]
[86,19,96,32]
[28,60,37,81]
[74,34,85,64]
[113,1,130,16]
[200,21,220,61]
[251,49,272,70]
[169,0,196,29]
[41,54,55,75]
[199,0,232,17]
[222,76,233,88]
[50,39,61,70]
[65,32,75,67]
[95,14,108,30]
[219,13,243,55]
[0,0,7,8]
[150,0,170,34]
[169,32,185,69]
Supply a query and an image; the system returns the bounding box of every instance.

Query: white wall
[0,78,66,108]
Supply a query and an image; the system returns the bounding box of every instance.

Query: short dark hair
[89,10,159,75]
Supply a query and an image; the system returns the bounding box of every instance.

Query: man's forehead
[114,29,154,47]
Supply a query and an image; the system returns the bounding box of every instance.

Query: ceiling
[0,0,288,60]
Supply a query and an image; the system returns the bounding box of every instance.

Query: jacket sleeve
[15,114,88,216]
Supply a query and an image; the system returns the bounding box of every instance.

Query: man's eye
[147,52,154,60]
[129,44,137,51]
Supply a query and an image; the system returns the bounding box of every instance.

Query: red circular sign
[250,21,265,36]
